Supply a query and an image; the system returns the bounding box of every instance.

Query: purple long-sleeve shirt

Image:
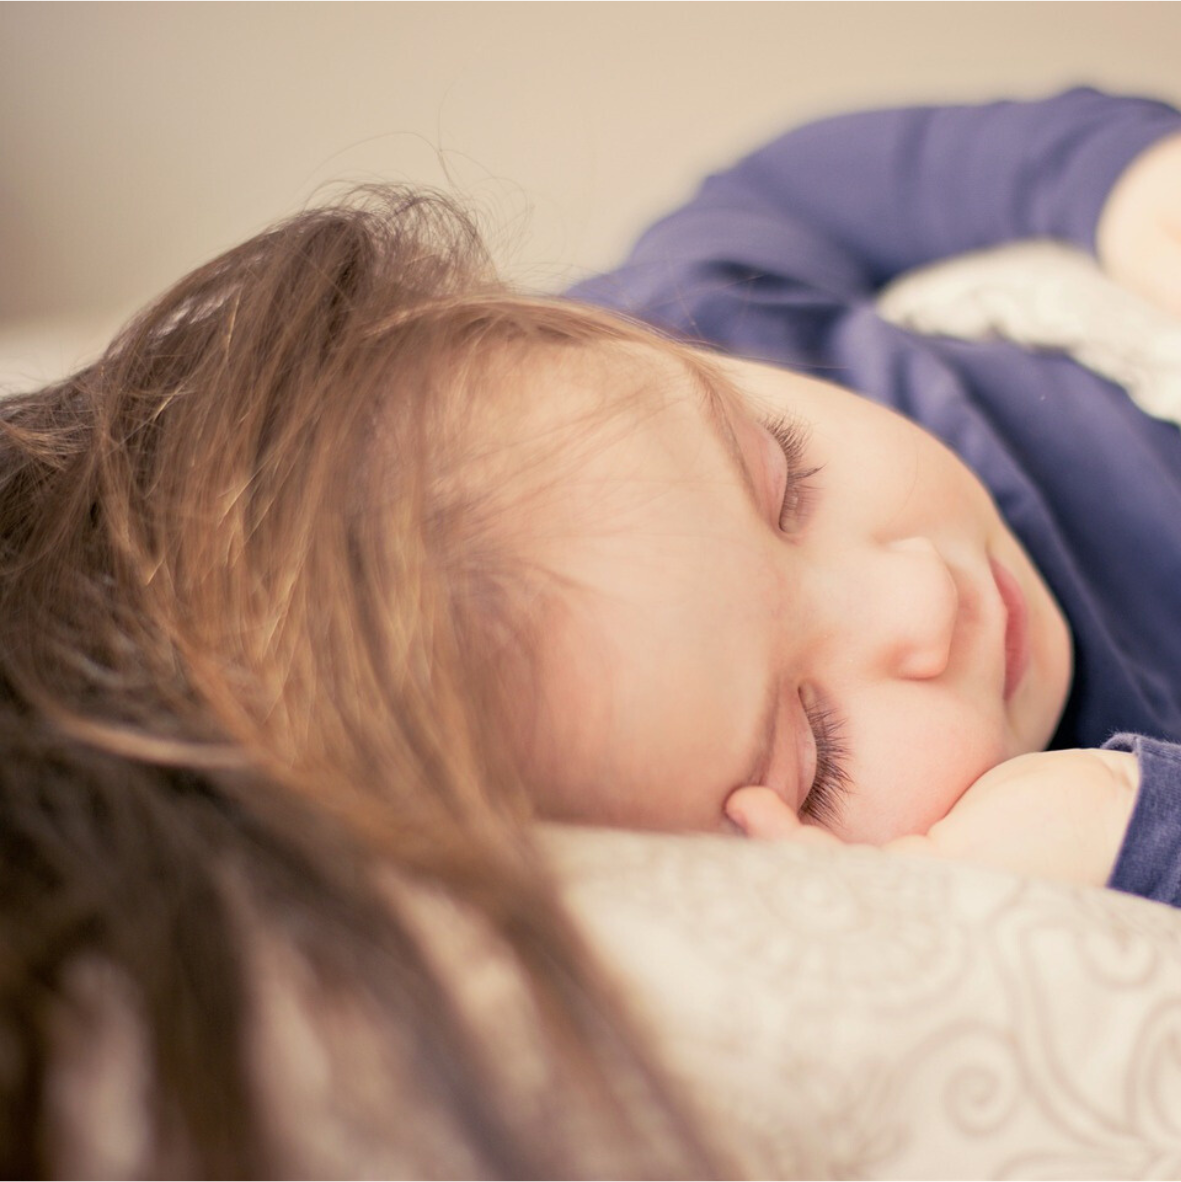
[568,89,1181,908]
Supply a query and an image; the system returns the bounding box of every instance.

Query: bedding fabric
[568,88,1181,908]
[875,239,1181,428]
[545,825,1181,1180]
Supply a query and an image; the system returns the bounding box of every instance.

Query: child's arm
[727,747,1142,897]
[732,741,1181,911]
[1101,735,1181,906]
[704,90,1181,288]
[571,90,1181,365]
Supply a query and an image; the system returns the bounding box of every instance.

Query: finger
[725,786,842,848]
[724,785,799,839]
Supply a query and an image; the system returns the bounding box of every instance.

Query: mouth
[990,557,1030,701]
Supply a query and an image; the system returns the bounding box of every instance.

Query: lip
[990,557,1030,700]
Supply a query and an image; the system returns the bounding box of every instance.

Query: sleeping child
[4,90,1180,912]
[3,82,1181,1178]
[528,87,1181,905]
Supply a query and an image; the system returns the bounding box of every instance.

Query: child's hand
[888,749,1139,887]
[727,749,1139,889]
[1097,131,1181,322]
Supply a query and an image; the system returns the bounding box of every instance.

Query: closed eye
[761,412,821,531]
[799,694,851,828]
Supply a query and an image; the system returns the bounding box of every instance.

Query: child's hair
[0,188,717,1176]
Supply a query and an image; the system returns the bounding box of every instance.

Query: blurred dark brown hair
[0,189,717,1178]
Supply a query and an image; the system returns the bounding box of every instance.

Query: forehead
[516,336,747,467]
[510,340,750,516]
[461,338,687,497]
[509,345,774,824]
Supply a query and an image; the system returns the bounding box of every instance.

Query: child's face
[521,344,1073,844]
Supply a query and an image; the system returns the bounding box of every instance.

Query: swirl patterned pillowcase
[547,830,1181,1179]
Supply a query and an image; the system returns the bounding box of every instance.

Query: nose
[813,536,959,681]
[888,537,959,678]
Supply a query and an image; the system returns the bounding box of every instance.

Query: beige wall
[2,2,1180,332]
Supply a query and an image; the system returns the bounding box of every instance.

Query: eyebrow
[685,362,782,794]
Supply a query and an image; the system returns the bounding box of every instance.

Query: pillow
[545,828,1181,1179]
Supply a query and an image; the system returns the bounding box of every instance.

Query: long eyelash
[762,412,821,527]
[799,700,851,828]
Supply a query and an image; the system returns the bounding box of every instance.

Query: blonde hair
[0,189,718,1176]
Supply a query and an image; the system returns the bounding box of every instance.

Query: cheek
[835,694,1008,843]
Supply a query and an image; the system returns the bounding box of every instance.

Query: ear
[725,785,842,848]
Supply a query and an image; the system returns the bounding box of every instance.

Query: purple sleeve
[1105,734,1181,909]
[569,90,1181,360]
